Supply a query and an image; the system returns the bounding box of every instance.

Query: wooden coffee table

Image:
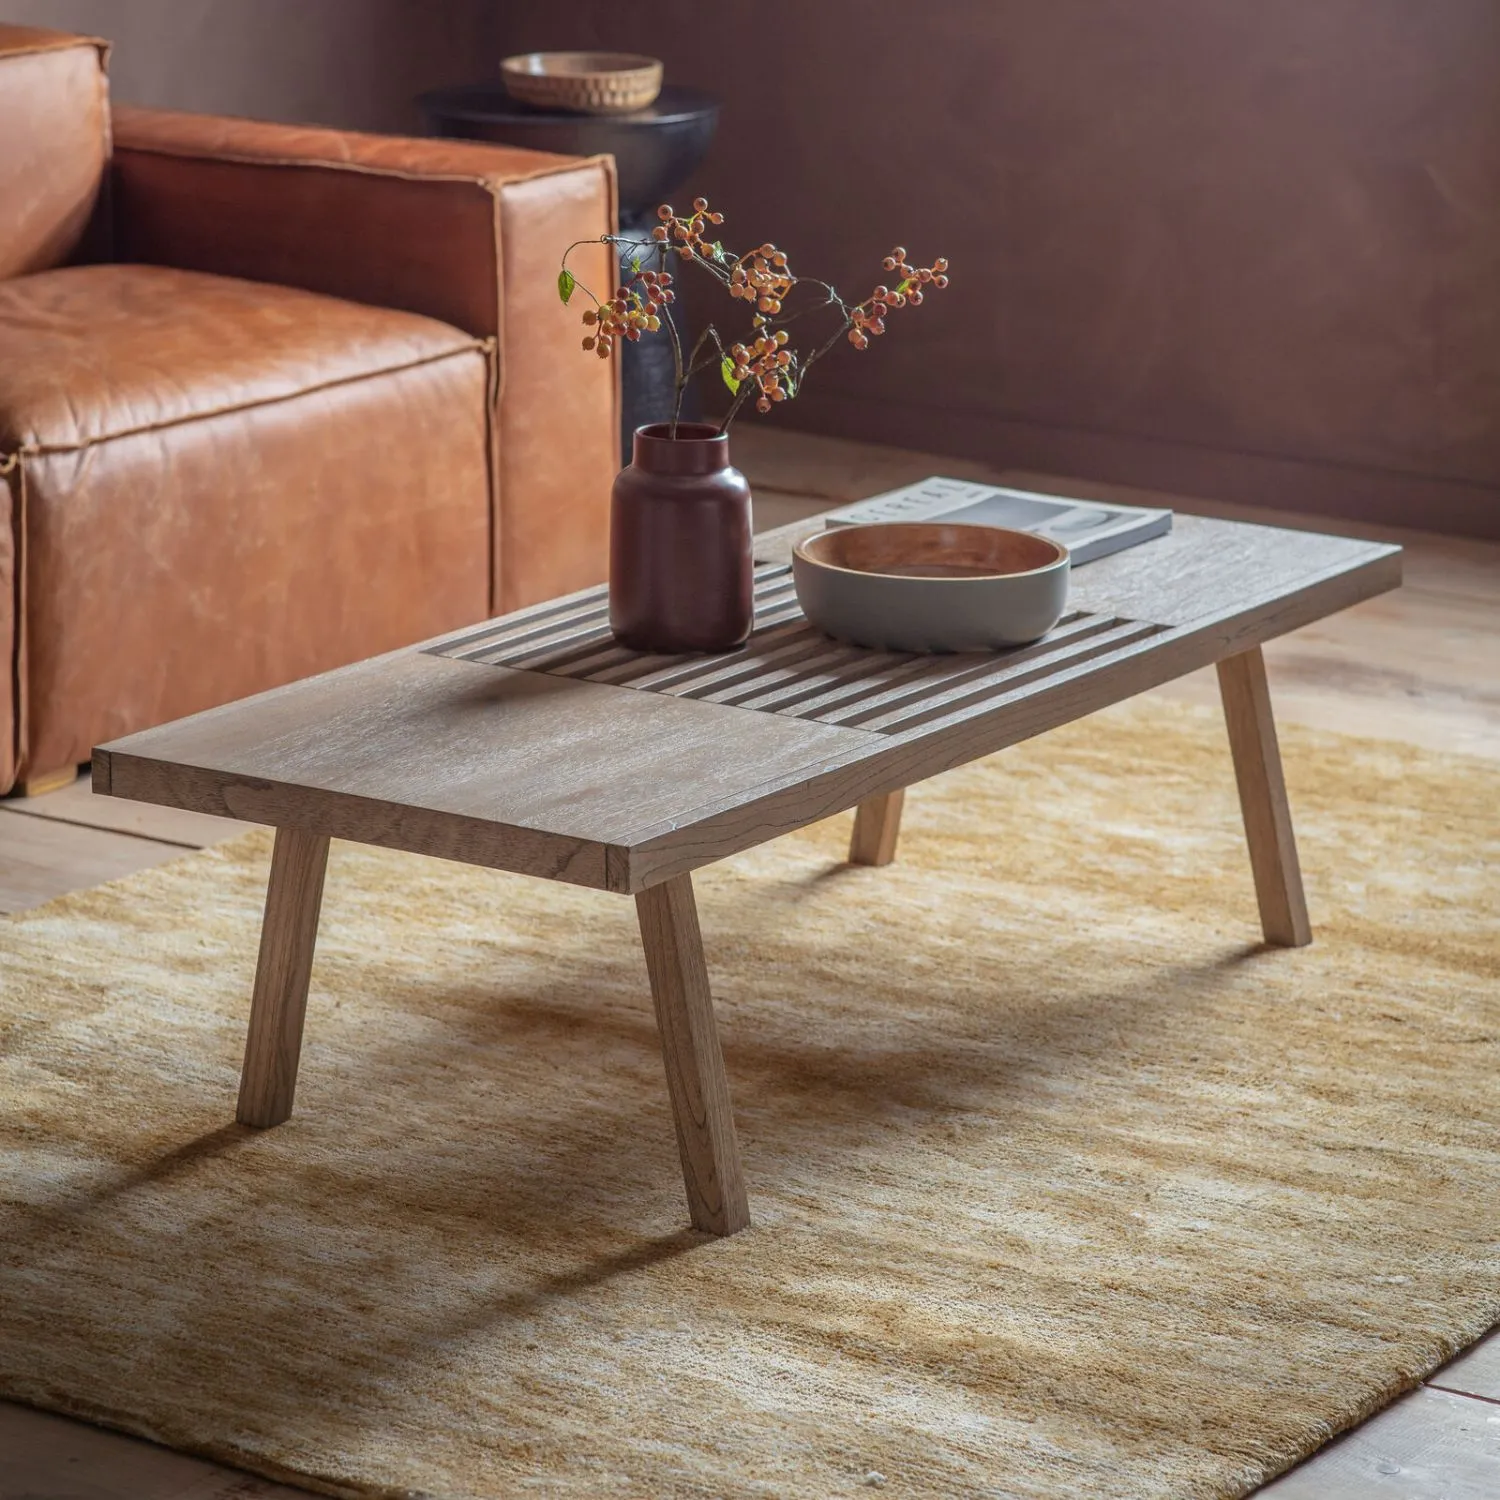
[94,514,1401,1237]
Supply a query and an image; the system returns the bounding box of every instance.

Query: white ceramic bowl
[792,522,1070,653]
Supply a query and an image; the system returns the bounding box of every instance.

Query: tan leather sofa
[0,25,618,795]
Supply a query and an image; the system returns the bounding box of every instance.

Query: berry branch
[558,199,948,437]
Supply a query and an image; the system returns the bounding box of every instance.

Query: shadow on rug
[1,698,1497,1499]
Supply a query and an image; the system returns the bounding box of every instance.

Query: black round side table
[419,84,721,457]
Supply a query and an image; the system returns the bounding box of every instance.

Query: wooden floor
[2,427,1497,1498]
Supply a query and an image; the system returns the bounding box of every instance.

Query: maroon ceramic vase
[609,421,754,653]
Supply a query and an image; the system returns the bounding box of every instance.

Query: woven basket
[501,52,663,115]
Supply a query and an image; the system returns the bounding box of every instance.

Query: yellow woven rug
[1,698,1497,1500]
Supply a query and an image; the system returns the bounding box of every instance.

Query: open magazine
[822,477,1172,566]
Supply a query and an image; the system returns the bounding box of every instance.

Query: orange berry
[657,204,673,220]
[652,226,668,241]
[582,335,595,350]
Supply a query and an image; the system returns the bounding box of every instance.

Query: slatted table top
[95,514,1400,894]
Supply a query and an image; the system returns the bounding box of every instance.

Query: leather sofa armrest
[109,105,616,342]
[0,26,111,278]
[110,107,620,613]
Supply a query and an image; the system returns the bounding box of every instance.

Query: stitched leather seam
[490,187,506,613]
[11,340,493,456]
[602,157,623,471]
[1,453,26,789]
[0,33,109,62]
[113,139,615,193]
[482,328,501,615]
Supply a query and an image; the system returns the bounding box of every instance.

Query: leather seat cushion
[0,262,484,452]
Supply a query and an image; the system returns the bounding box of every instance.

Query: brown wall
[497,1,1500,536]
[0,0,492,132]
[10,2,1498,534]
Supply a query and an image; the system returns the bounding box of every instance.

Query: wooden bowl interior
[799,523,1066,580]
[505,51,659,80]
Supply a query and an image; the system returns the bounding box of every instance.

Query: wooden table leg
[850,788,906,866]
[1216,647,1312,947]
[636,873,750,1236]
[237,827,331,1127]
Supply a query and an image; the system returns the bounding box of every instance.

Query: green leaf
[629,255,643,275]
[710,241,726,263]
[720,356,741,395]
[895,277,913,295]
[557,269,576,305]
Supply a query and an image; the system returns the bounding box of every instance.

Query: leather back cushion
[0,30,110,280]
